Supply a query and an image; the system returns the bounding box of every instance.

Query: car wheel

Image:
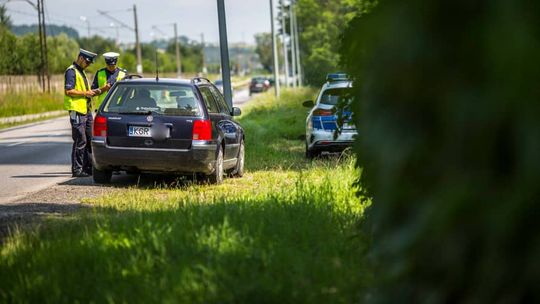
[231,140,244,178]
[93,165,112,184]
[208,144,224,184]
[305,142,318,159]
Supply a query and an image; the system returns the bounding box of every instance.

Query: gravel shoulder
[0,173,196,242]
[0,176,122,241]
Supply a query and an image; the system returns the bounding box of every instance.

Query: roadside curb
[0,115,65,134]
[0,110,65,124]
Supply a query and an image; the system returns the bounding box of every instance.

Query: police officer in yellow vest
[91,52,127,109]
[64,48,97,178]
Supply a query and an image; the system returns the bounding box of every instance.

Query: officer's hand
[105,83,112,90]
[86,90,96,97]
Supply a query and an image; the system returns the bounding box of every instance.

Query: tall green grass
[0,92,63,117]
[0,89,370,303]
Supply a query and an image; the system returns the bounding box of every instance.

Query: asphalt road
[0,88,252,203]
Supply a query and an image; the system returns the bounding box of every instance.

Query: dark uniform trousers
[70,111,93,174]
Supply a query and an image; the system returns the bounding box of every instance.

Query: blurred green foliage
[294,0,376,86]
[341,0,540,302]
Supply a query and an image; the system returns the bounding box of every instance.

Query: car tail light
[192,119,212,140]
[312,108,333,116]
[93,115,107,137]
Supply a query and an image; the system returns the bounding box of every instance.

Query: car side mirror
[302,100,315,108]
[231,107,242,116]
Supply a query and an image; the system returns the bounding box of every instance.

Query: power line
[97,9,134,31]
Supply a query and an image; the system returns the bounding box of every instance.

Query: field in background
[0,89,370,302]
[0,74,247,95]
[0,91,63,118]
[0,74,250,125]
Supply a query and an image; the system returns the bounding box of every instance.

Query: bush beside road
[0,89,371,302]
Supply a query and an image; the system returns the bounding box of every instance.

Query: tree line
[254,0,377,86]
[0,9,204,76]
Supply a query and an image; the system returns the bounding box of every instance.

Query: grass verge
[0,92,63,118]
[0,89,370,303]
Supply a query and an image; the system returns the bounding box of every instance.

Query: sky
[4,0,276,45]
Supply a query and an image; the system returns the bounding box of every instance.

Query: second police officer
[92,52,127,109]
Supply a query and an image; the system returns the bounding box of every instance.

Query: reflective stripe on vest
[63,65,89,114]
[96,68,126,108]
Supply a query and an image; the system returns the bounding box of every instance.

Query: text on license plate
[128,126,151,137]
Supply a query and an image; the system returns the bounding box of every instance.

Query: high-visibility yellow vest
[63,65,90,114]
[95,68,126,108]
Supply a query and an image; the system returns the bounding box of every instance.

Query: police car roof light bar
[326,73,349,82]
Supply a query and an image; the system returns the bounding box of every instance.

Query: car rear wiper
[116,110,162,115]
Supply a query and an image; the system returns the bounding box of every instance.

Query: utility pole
[35,0,49,92]
[270,0,280,97]
[80,16,91,37]
[293,2,302,87]
[40,0,50,92]
[174,23,182,78]
[133,5,142,74]
[216,0,232,109]
[279,0,289,88]
[19,0,44,91]
[36,0,44,92]
[97,7,142,73]
[200,33,207,74]
[289,2,297,88]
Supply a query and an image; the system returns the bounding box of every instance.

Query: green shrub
[341,0,540,302]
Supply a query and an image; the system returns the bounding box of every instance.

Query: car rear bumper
[249,86,265,93]
[91,139,217,174]
[308,129,357,151]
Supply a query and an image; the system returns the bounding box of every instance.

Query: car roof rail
[191,77,211,85]
[124,74,143,80]
[326,73,349,83]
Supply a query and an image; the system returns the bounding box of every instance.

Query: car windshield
[103,84,201,116]
[320,87,354,106]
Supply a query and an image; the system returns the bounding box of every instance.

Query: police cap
[79,48,97,63]
[103,52,120,65]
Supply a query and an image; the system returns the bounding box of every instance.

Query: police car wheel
[93,166,112,184]
[305,142,318,159]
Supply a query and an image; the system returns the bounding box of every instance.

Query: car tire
[305,142,319,159]
[93,165,112,184]
[208,144,224,184]
[231,139,244,178]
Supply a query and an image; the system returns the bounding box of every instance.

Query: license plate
[128,126,151,137]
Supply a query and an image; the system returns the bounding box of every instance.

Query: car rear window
[251,77,266,84]
[103,84,202,116]
[319,88,354,106]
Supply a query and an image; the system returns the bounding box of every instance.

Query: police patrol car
[303,73,356,158]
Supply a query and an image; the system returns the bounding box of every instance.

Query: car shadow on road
[59,173,203,190]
